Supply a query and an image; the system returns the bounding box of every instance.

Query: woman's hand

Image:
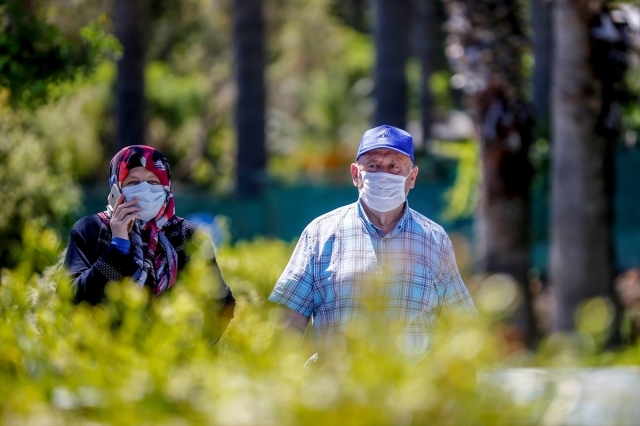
[110,194,141,240]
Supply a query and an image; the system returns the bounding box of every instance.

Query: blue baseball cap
[355,125,414,163]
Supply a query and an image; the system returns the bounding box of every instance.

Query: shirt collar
[356,199,411,238]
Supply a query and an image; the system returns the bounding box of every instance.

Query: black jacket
[64,214,235,341]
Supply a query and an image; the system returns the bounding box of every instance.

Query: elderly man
[269,125,477,362]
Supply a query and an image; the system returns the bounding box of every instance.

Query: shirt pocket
[407,256,440,313]
[323,249,377,305]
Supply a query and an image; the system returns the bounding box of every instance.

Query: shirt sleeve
[435,233,478,322]
[110,237,131,253]
[268,227,315,317]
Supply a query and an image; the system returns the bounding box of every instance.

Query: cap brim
[356,146,414,162]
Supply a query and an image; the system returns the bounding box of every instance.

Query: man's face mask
[358,170,411,212]
[121,182,167,222]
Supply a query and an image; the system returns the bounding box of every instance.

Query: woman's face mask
[121,182,167,222]
[358,170,410,212]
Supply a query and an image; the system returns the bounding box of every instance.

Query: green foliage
[0,100,80,270]
[0,57,115,270]
[216,238,296,303]
[0,1,121,106]
[267,3,375,182]
[0,3,111,264]
[2,229,638,425]
[429,70,455,112]
[113,0,237,189]
[146,62,209,131]
[433,139,480,222]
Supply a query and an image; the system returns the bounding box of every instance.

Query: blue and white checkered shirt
[269,200,477,360]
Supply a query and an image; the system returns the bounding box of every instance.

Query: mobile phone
[108,183,121,209]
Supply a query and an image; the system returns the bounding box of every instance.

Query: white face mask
[358,170,410,213]
[121,182,167,222]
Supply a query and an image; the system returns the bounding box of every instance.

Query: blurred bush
[1,227,638,425]
[0,1,120,271]
[0,58,116,270]
[0,1,120,107]
[0,98,79,271]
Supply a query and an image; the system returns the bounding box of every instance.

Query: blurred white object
[480,367,640,426]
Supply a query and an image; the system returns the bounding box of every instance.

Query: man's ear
[409,165,419,189]
[350,163,361,187]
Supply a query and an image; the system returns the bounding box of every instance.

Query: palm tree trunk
[475,88,535,342]
[416,0,438,152]
[532,0,553,137]
[444,0,536,342]
[373,0,411,129]
[550,0,615,331]
[114,0,146,150]
[233,0,266,198]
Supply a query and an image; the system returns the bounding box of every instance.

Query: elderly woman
[64,145,235,342]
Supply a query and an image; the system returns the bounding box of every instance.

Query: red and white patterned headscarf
[99,145,182,295]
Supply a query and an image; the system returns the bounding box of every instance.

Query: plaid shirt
[269,200,477,360]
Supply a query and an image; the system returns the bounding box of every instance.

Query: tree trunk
[114,0,146,151]
[532,0,553,137]
[550,0,615,332]
[415,0,437,152]
[373,0,411,129]
[233,0,266,198]
[444,0,536,342]
[475,88,536,342]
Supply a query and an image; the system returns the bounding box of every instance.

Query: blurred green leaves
[267,5,374,182]
[0,3,119,271]
[0,1,121,107]
[0,56,116,270]
[1,0,639,420]
[0,101,80,270]
[146,62,208,131]
[2,226,639,425]
[433,139,480,221]
[475,273,522,320]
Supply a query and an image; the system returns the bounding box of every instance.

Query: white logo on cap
[377,128,389,142]
[377,128,390,138]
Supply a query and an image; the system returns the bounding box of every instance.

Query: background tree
[233,0,266,198]
[444,0,536,343]
[114,0,147,151]
[415,0,439,152]
[550,1,633,333]
[329,0,370,33]
[373,0,412,129]
[532,0,553,137]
